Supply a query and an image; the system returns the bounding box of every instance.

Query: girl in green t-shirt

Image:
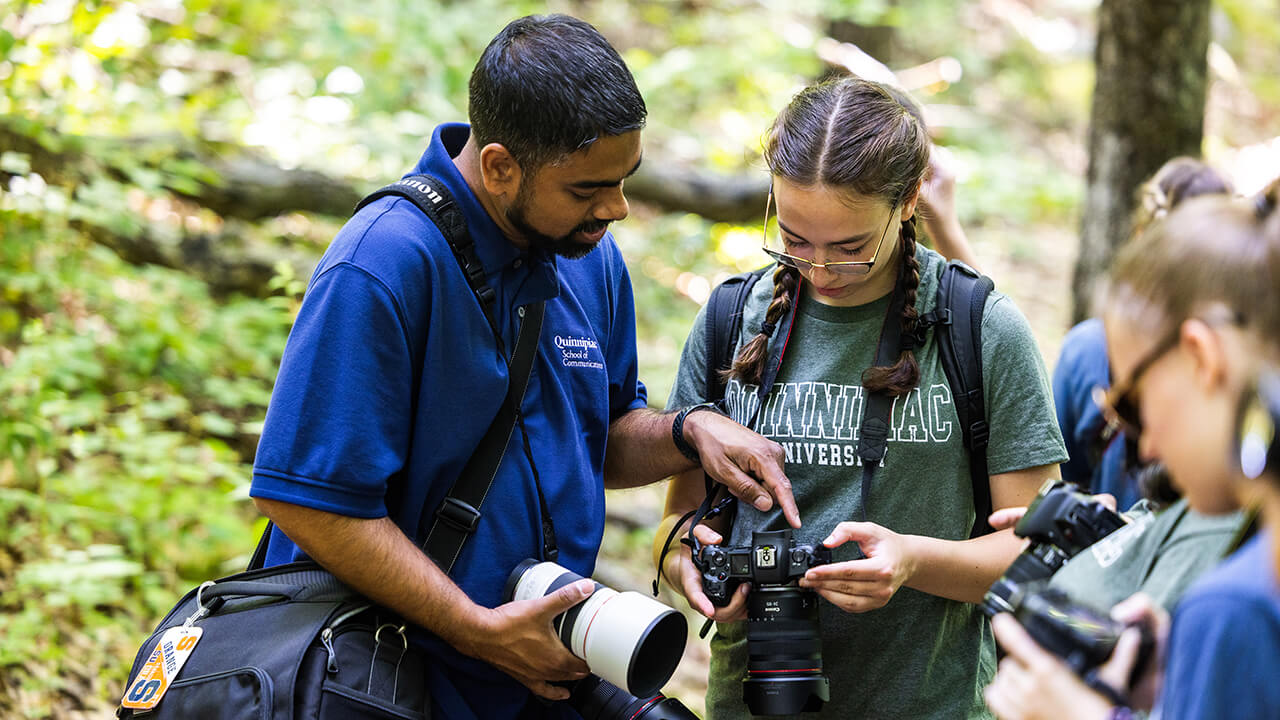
[655,76,1067,719]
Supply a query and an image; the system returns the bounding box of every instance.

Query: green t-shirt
[667,247,1068,720]
[1048,498,1246,612]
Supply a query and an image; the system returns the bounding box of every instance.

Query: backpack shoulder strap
[704,266,770,402]
[932,261,996,537]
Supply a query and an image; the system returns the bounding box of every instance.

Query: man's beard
[506,191,609,260]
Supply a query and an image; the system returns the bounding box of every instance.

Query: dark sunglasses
[1091,327,1181,443]
[1092,310,1245,446]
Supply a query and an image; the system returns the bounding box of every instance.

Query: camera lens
[568,674,699,720]
[504,560,688,698]
[742,586,829,716]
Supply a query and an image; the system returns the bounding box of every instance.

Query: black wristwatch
[672,402,722,463]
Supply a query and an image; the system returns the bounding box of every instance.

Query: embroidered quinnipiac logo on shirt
[554,334,604,370]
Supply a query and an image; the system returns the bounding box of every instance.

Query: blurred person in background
[1053,158,1233,511]
[984,182,1280,720]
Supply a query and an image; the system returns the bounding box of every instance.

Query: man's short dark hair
[469,14,647,172]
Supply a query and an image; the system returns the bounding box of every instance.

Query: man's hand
[251,499,593,702]
[459,579,596,701]
[682,409,800,528]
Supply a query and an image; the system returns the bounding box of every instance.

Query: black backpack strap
[358,174,548,573]
[854,277,911,528]
[248,521,273,571]
[254,174,544,573]
[704,266,770,402]
[680,265,776,573]
[930,261,995,537]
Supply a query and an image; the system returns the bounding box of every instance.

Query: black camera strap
[354,175,554,574]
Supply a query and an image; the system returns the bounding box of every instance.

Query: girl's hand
[984,613,1115,720]
[798,521,916,613]
[665,523,749,622]
[987,493,1117,532]
[1095,593,1168,710]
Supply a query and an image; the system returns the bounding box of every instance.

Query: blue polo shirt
[250,123,648,719]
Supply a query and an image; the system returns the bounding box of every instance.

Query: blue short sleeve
[251,263,419,518]
[604,257,648,420]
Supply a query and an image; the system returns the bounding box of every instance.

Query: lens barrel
[568,674,699,720]
[742,586,829,716]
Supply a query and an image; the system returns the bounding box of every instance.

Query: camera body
[697,528,832,607]
[1014,479,1128,556]
[1005,586,1154,688]
[693,528,833,716]
[984,479,1126,615]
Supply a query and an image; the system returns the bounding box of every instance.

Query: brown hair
[1107,178,1280,345]
[1132,156,1233,238]
[727,77,930,396]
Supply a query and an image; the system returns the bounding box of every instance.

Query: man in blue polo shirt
[249,14,797,720]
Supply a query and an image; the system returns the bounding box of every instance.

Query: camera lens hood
[505,560,688,698]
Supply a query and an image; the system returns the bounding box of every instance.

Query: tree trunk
[1074,0,1210,323]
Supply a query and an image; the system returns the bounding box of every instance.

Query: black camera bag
[118,174,545,719]
[117,562,429,719]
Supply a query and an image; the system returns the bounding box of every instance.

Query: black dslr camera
[697,528,831,607]
[1003,586,1154,692]
[984,479,1127,615]
[693,529,832,716]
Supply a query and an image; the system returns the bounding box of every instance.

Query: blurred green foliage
[2,0,1278,715]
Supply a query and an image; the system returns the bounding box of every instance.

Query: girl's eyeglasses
[760,190,895,276]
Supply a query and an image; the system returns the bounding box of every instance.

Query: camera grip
[697,546,740,607]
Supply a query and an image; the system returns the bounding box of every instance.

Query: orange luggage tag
[121,581,217,712]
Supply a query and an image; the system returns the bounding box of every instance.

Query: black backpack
[703,261,997,537]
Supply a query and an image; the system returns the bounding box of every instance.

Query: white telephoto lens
[505,560,687,697]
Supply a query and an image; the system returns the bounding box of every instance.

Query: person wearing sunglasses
[984,183,1280,720]
[976,161,1250,620]
[655,75,1068,719]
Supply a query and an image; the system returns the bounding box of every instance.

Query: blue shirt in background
[250,123,648,719]
[1156,531,1280,720]
[1052,317,1140,509]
